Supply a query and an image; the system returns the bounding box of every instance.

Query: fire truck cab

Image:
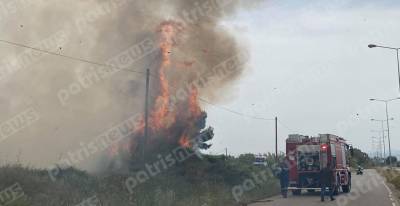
[286,134,352,195]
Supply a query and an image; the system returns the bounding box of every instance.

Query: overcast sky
[207,0,400,157]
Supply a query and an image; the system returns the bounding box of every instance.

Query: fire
[107,20,209,160]
[150,21,182,130]
[149,20,205,148]
[179,135,191,148]
[189,86,201,118]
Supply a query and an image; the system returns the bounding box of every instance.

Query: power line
[146,87,274,121]
[147,73,275,121]
[0,39,148,75]
[198,97,275,121]
[277,119,298,133]
[0,39,282,124]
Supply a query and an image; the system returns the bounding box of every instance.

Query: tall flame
[108,20,206,159]
[189,85,201,118]
[151,21,180,130]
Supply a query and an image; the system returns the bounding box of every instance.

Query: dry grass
[378,168,400,190]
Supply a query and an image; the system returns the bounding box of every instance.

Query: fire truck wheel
[292,189,301,195]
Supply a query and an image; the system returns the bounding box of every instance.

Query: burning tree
[107,21,215,172]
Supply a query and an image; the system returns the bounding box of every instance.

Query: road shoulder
[376,168,400,206]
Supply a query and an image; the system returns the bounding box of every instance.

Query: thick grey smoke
[0,0,259,170]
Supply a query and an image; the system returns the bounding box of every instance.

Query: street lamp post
[370,98,400,167]
[368,44,400,92]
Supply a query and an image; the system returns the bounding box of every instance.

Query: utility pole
[370,98,400,167]
[397,49,400,92]
[275,116,278,160]
[142,68,150,161]
[225,148,228,159]
[385,102,392,167]
[381,121,386,158]
[371,136,382,159]
[371,118,393,159]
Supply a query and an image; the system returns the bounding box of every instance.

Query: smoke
[0,0,260,170]
[92,0,258,102]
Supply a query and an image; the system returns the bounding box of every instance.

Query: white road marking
[382,180,396,206]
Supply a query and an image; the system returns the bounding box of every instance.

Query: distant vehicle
[253,155,268,166]
[356,166,363,175]
[286,134,352,195]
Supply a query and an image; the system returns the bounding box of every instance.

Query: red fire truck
[286,134,352,195]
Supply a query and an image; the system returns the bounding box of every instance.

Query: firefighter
[277,158,290,198]
[320,162,335,202]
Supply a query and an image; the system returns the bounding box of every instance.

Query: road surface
[250,169,398,206]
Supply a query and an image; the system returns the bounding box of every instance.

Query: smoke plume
[0,0,259,170]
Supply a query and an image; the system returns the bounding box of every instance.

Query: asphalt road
[250,170,397,206]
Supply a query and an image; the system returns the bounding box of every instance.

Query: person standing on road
[277,158,290,198]
[320,162,335,202]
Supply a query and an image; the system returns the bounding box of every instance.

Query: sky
[207,0,400,157]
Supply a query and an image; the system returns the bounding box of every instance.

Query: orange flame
[189,85,201,118]
[151,21,182,130]
[108,20,207,158]
[179,134,191,148]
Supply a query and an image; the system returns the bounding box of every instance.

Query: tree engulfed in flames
[108,20,213,165]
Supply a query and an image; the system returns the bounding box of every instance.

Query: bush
[0,154,280,206]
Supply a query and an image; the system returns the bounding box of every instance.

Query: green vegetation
[0,146,377,206]
[385,156,398,165]
[349,147,374,168]
[1,145,378,206]
[0,154,279,206]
